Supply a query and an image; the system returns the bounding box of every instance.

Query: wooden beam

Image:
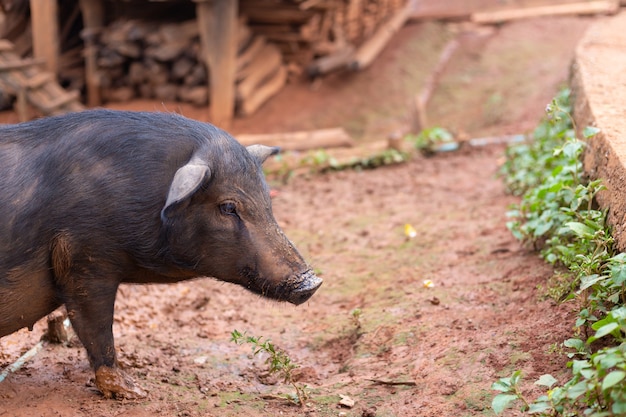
[195,0,238,128]
[472,0,620,24]
[30,0,60,76]
[79,0,105,107]
[237,127,354,151]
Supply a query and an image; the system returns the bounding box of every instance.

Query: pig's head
[160,136,321,305]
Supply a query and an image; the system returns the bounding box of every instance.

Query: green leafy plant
[231,330,308,406]
[495,88,626,415]
[492,314,626,416]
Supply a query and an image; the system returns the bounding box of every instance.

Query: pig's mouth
[242,268,323,305]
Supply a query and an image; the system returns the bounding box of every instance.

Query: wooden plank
[24,72,54,89]
[44,90,81,110]
[195,0,238,128]
[0,58,45,71]
[237,126,355,151]
[30,0,60,76]
[0,40,15,52]
[238,65,287,116]
[236,43,282,99]
[349,0,416,70]
[472,0,620,24]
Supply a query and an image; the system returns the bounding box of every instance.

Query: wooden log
[240,5,315,24]
[236,43,282,101]
[172,56,195,81]
[300,0,338,10]
[159,20,200,44]
[472,0,620,24]
[238,65,287,117]
[236,35,267,77]
[350,0,416,70]
[306,45,354,76]
[128,61,146,85]
[184,64,207,87]
[237,126,354,151]
[104,86,135,102]
[154,84,178,102]
[178,85,208,106]
[145,41,187,62]
[237,43,282,86]
[0,58,45,71]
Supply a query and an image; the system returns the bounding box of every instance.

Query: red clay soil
[0,7,603,417]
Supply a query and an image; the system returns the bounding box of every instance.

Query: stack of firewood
[95,17,287,115]
[239,0,408,66]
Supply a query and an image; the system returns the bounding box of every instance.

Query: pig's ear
[247,145,280,164]
[161,160,210,220]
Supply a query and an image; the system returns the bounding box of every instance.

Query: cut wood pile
[94,17,287,116]
[93,0,410,113]
[239,0,408,67]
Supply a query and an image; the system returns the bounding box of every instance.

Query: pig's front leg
[62,274,147,399]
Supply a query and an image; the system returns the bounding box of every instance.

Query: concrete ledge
[572,11,626,251]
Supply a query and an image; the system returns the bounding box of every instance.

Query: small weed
[350,308,363,332]
[231,330,309,406]
[405,126,454,155]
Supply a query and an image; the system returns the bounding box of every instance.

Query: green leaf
[566,221,595,239]
[528,401,553,414]
[535,374,558,388]
[579,274,605,291]
[492,394,519,414]
[583,126,601,138]
[593,322,619,340]
[565,380,588,400]
[602,370,625,390]
[491,380,511,392]
[564,338,585,351]
[612,401,626,414]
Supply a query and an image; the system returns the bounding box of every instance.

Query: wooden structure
[73,0,239,127]
[0,39,84,121]
[24,0,411,125]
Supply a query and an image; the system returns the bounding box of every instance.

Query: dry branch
[412,38,460,132]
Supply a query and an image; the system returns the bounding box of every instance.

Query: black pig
[0,109,322,398]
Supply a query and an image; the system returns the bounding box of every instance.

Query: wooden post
[79,0,105,107]
[30,0,60,77]
[195,0,238,128]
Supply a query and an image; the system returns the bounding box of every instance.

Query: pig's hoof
[95,366,148,400]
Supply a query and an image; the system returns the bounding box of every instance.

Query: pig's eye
[219,202,238,216]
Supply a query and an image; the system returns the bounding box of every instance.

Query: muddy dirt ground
[0,6,603,417]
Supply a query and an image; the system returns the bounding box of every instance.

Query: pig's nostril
[288,270,322,305]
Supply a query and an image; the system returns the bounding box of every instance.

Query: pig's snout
[285,270,323,305]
